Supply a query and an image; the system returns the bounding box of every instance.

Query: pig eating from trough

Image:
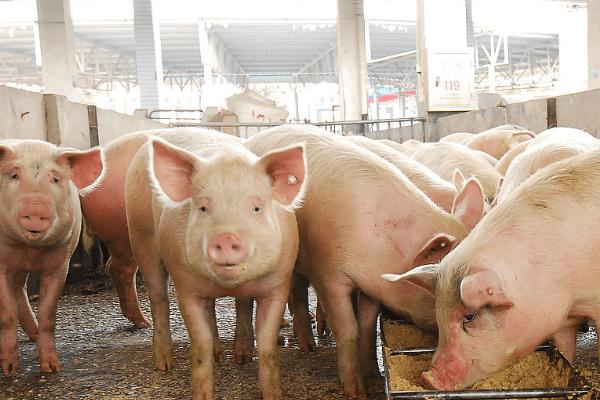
[383,146,600,390]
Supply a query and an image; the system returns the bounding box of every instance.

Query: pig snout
[421,350,471,390]
[18,201,53,238]
[207,232,248,266]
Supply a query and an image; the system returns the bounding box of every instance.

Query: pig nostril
[232,244,240,251]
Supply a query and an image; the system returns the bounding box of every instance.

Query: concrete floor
[0,276,385,400]
[1,274,599,399]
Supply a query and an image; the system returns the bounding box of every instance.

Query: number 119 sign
[428,50,475,111]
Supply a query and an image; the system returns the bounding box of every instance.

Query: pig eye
[9,171,18,180]
[199,205,209,213]
[253,205,262,213]
[51,176,60,184]
[462,313,478,329]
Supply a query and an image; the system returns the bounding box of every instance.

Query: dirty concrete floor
[3,275,600,400]
[0,276,386,400]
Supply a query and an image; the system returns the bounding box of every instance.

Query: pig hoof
[213,347,224,363]
[1,355,19,376]
[26,330,39,342]
[341,376,367,400]
[297,336,316,352]
[39,354,61,373]
[154,351,174,371]
[154,358,174,371]
[260,388,283,400]
[132,319,151,329]
[234,347,254,364]
[317,322,331,337]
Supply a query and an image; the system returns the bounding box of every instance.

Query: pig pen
[0,274,386,400]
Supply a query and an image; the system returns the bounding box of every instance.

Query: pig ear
[382,263,438,295]
[452,169,465,192]
[490,178,503,207]
[460,269,513,310]
[150,138,199,203]
[452,178,485,229]
[413,233,456,267]
[257,142,307,211]
[0,144,16,162]
[512,130,535,140]
[57,147,105,195]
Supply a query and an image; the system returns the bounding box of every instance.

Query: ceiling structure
[0,14,561,95]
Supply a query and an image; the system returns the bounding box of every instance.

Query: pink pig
[345,135,457,212]
[0,140,103,374]
[383,145,600,390]
[246,125,485,399]
[81,128,259,366]
[125,133,307,399]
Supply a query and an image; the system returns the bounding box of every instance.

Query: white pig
[125,131,307,400]
[345,135,457,212]
[383,146,600,389]
[0,140,103,374]
[245,124,485,399]
[495,127,599,204]
[465,127,535,159]
[439,132,475,144]
[411,142,502,202]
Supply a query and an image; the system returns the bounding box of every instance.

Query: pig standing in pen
[383,145,600,390]
[125,133,307,399]
[0,140,103,374]
[81,128,261,367]
[245,124,485,399]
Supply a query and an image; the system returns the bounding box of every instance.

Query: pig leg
[290,273,316,352]
[234,298,255,364]
[131,230,173,370]
[316,299,330,337]
[208,298,223,362]
[14,272,38,341]
[177,295,216,400]
[36,266,68,372]
[316,282,366,400]
[0,274,19,375]
[105,241,150,328]
[551,325,577,362]
[357,292,381,380]
[255,294,288,400]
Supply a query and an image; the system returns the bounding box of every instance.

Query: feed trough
[381,315,597,399]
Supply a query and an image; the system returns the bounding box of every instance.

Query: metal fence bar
[167,117,427,142]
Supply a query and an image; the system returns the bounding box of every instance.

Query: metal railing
[161,116,426,142]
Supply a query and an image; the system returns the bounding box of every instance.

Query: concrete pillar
[133,0,164,110]
[559,4,587,93]
[336,0,368,126]
[36,0,78,100]
[589,0,600,89]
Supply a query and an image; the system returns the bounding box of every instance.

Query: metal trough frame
[380,316,597,400]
